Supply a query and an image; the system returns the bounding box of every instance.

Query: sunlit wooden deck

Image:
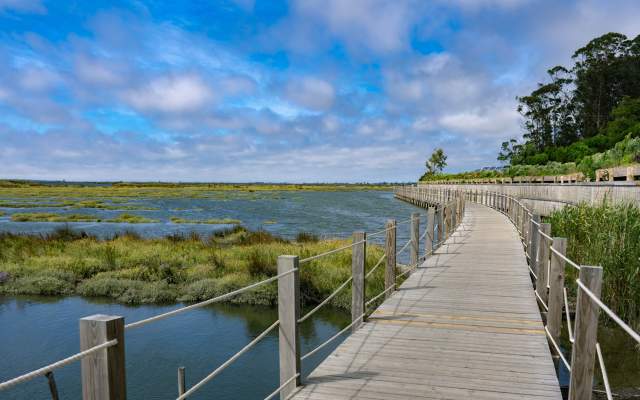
[291,202,562,399]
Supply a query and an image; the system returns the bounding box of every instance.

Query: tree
[425,148,447,175]
[497,138,520,164]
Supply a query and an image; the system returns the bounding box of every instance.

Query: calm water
[0,191,426,399]
[0,296,349,399]
[0,191,423,242]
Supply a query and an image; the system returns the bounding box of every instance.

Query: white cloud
[438,106,519,136]
[123,75,214,113]
[285,77,335,111]
[74,56,125,86]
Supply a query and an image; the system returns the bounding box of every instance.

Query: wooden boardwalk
[291,202,562,400]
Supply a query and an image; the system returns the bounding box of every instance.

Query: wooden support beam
[79,315,126,400]
[277,255,301,398]
[384,220,396,299]
[569,266,603,400]
[352,231,366,332]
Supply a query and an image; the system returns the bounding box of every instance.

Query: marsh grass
[9,212,159,224]
[170,217,242,225]
[0,227,385,308]
[548,202,640,326]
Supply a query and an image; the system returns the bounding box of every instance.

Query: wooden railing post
[79,315,126,400]
[410,213,420,267]
[177,367,186,397]
[528,214,541,278]
[436,205,444,244]
[569,266,603,400]
[535,223,551,304]
[384,220,396,299]
[352,231,366,332]
[277,255,301,398]
[547,237,567,345]
[425,207,435,256]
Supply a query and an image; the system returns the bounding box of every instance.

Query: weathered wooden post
[410,213,420,267]
[547,237,567,345]
[425,207,435,256]
[352,231,366,332]
[528,214,540,278]
[384,220,396,299]
[569,266,603,400]
[277,255,301,398]
[436,205,444,245]
[177,367,186,396]
[535,223,551,304]
[79,315,126,400]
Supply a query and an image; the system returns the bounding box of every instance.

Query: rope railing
[544,326,571,371]
[177,320,280,400]
[564,287,575,343]
[263,373,300,400]
[550,246,581,271]
[364,253,387,280]
[125,268,298,330]
[467,188,640,399]
[0,339,118,391]
[576,279,640,344]
[596,343,613,400]
[395,237,412,257]
[365,285,395,307]
[299,240,365,264]
[300,310,367,361]
[298,276,352,324]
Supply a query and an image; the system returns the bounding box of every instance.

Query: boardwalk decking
[292,203,562,400]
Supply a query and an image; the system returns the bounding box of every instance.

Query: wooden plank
[292,203,562,400]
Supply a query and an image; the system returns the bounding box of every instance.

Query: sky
[0,0,639,182]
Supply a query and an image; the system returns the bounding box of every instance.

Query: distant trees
[424,148,447,176]
[504,32,640,166]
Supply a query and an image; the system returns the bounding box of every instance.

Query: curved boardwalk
[292,203,562,400]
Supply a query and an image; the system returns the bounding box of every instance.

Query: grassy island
[0,226,385,309]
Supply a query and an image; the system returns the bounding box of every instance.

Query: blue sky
[1,0,639,182]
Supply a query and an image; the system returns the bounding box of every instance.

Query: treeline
[499,32,640,167]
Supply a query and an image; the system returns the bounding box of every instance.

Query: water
[0,191,426,399]
[0,191,423,242]
[0,296,350,399]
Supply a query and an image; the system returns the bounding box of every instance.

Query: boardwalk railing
[0,193,465,400]
[398,185,640,400]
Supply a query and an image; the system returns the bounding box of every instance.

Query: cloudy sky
[1,0,639,182]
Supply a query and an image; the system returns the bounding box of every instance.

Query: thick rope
[263,373,300,400]
[576,279,640,344]
[126,269,297,330]
[299,240,365,264]
[301,311,366,361]
[298,276,352,323]
[0,339,117,391]
[177,320,279,399]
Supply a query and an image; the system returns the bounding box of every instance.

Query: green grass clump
[170,217,242,225]
[548,202,640,326]
[9,212,158,224]
[107,213,158,224]
[0,228,386,309]
[11,213,99,222]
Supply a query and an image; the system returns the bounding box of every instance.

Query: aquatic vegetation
[0,182,392,205]
[548,202,640,326]
[11,212,99,222]
[0,227,385,307]
[170,217,241,225]
[9,212,159,223]
[295,232,319,243]
[108,213,159,223]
